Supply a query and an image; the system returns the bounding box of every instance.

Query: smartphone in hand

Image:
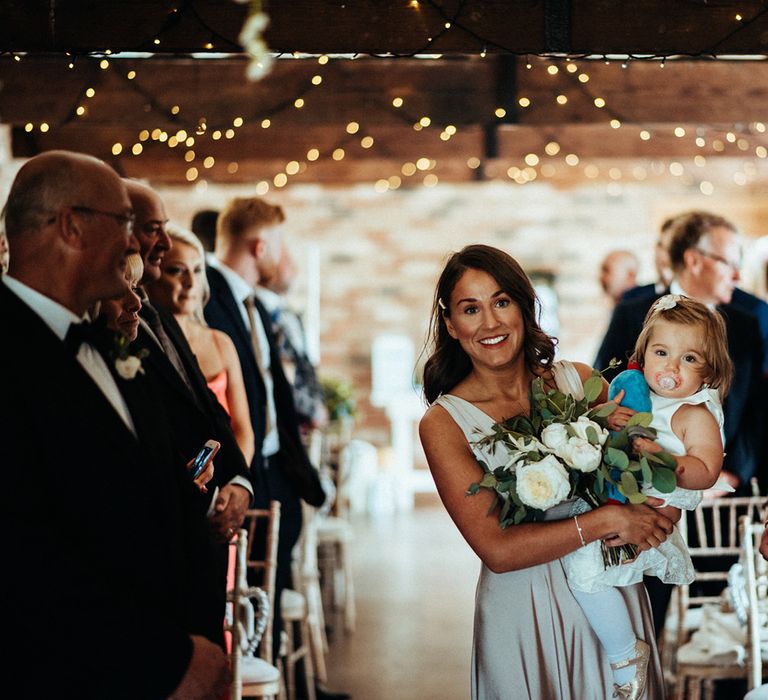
[190,439,221,479]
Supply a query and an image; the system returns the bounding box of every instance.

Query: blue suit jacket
[595,291,767,491]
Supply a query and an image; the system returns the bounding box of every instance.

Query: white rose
[541,423,569,452]
[560,437,602,472]
[115,356,144,380]
[515,455,571,510]
[569,415,609,446]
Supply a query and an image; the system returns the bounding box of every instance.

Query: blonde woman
[145,224,255,464]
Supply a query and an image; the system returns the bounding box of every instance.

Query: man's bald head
[599,249,639,304]
[3,150,136,314]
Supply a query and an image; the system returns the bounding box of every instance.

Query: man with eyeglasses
[1,150,230,698]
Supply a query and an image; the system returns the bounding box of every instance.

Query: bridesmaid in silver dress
[419,244,675,700]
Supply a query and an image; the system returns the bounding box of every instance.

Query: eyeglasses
[694,248,741,273]
[70,206,135,234]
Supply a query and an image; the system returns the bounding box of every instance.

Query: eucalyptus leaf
[628,492,647,504]
[605,447,629,470]
[652,467,677,493]
[620,471,639,495]
[586,425,599,445]
[583,375,603,403]
[467,483,481,496]
[640,456,653,484]
[591,403,617,418]
[627,412,653,428]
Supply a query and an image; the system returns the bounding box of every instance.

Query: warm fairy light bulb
[524,153,539,166]
[640,130,651,141]
[593,97,606,108]
[419,116,431,127]
[346,121,360,134]
[712,140,725,152]
[274,173,288,188]
[154,38,161,45]
[360,136,374,148]
[547,65,558,75]
[565,153,579,166]
[255,181,269,195]
[212,130,222,140]
[609,167,622,180]
[224,129,234,139]
[203,157,215,169]
[738,138,749,151]
[669,162,684,176]
[578,73,589,83]
[566,63,578,73]
[138,129,149,141]
[318,55,329,65]
[544,142,560,156]
[556,95,567,105]
[261,119,271,129]
[388,176,401,189]
[694,155,707,166]
[85,88,96,98]
[168,136,179,148]
[24,122,33,132]
[416,157,431,171]
[401,162,417,176]
[440,132,450,141]
[233,117,244,127]
[127,70,136,79]
[585,164,600,178]
[100,59,109,69]
[518,97,531,107]
[112,143,123,155]
[444,22,451,28]
[184,150,195,162]
[76,106,86,116]
[132,143,143,156]
[736,13,743,20]
[39,122,49,132]
[495,107,507,118]
[699,181,714,195]
[175,129,187,141]
[445,125,457,135]
[151,129,161,140]
[186,167,198,181]
[294,98,305,109]
[286,161,300,175]
[312,75,322,85]
[480,50,487,58]
[171,105,180,115]
[726,132,736,143]
[392,97,404,107]
[755,122,766,133]
[610,119,621,129]
[756,146,768,158]
[423,173,438,187]
[227,162,239,174]
[695,136,705,147]
[204,42,213,49]
[332,148,345,161]
[674,127,686,137]
[466,157,481,169]
[374,179,389,193]
[307,148,319,161]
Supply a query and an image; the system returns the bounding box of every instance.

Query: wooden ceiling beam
[2,1,768,56]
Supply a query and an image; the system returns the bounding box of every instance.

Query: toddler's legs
[572,587,638,686]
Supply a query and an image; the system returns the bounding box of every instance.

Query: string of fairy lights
[4,1,768,195]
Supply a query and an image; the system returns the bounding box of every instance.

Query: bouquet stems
[601,541,638,568]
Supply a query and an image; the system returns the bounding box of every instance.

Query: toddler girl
[564,294,733,700]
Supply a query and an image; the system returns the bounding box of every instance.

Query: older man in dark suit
[1,151,228,699]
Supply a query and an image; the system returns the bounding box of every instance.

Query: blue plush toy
[607,360,652,414]
[605,361,652,503]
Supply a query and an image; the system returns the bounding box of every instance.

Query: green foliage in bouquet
[467,366,677,566]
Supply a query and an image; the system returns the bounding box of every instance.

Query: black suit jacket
[595,292,766,490]
[1,284,193,699]
[204,266,270,505]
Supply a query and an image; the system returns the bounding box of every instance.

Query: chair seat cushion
[281,587,307,619]
[241,655,281,683]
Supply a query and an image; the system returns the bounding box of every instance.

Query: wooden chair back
[243,501,282,663]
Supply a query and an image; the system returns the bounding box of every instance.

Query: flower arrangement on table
[468,364,677,566]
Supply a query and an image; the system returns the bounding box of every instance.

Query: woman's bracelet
[573,515,587,547]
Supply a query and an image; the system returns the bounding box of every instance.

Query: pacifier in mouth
[655,372,681,391]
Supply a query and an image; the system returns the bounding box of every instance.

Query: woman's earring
[438,298,446,311]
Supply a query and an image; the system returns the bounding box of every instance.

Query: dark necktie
[141,301,194,392]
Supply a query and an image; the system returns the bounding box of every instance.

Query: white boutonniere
[112,335,148,380]
[653,294,682,312]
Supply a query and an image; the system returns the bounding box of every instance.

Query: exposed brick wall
[158,179,768,454]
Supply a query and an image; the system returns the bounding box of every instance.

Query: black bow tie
[64,320,105,354]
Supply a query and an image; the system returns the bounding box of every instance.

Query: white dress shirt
[208,258,279,458]
[3,275,136,435]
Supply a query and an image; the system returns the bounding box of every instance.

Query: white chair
[230,502,285,700]
[673,504,768,700]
